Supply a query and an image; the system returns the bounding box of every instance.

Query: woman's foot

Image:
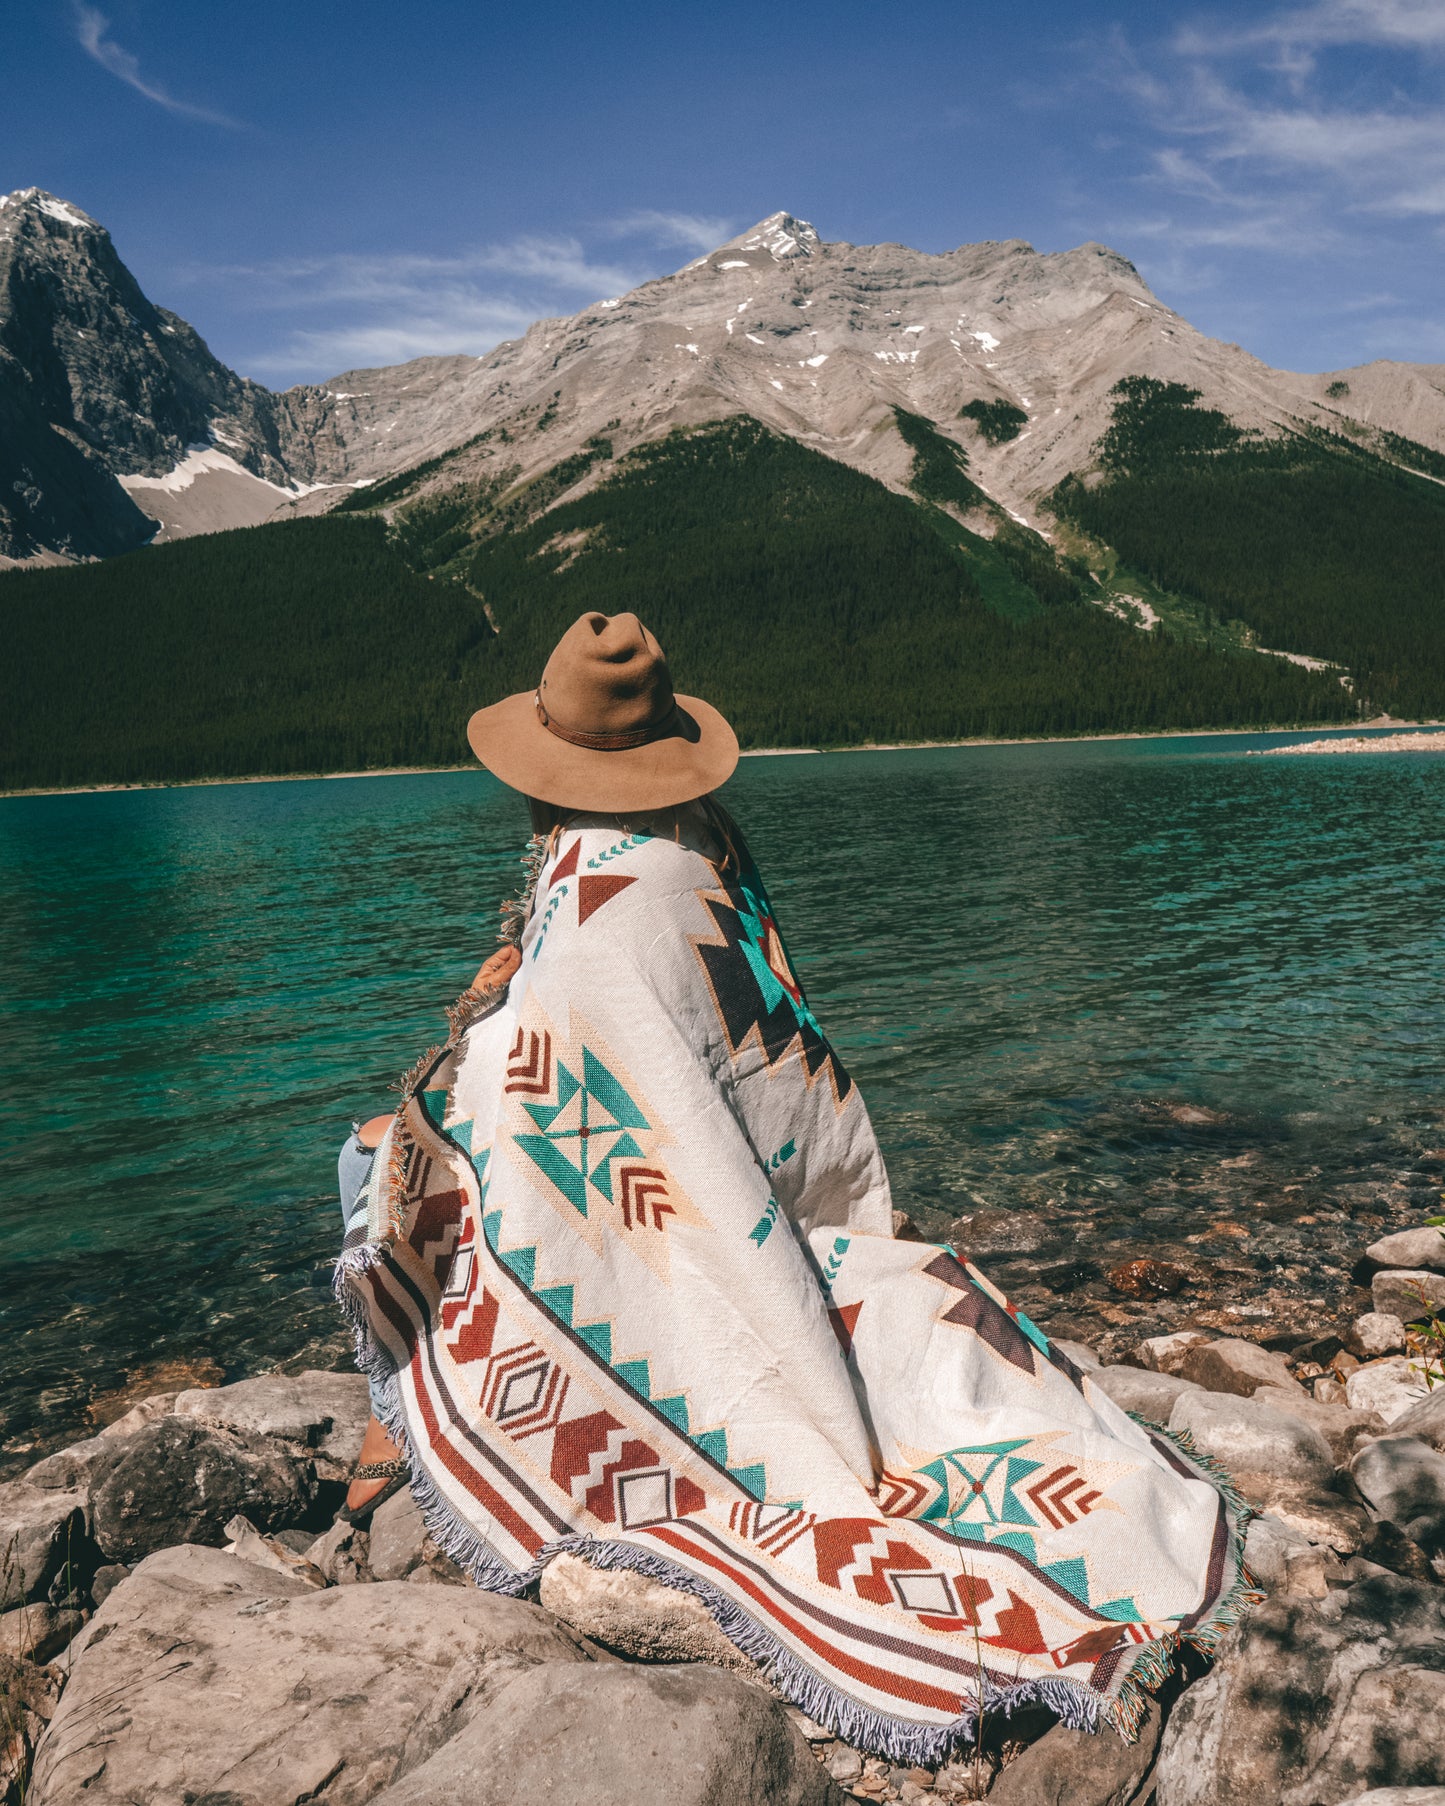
[343,1413,408,1520]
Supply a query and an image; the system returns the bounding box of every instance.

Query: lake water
[4,729,1445,1469]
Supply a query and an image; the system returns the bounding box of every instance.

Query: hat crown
[539,612,675,738]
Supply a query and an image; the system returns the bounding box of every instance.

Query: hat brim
[466,690,739,811]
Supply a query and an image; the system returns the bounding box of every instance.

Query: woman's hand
[471,943,522,994]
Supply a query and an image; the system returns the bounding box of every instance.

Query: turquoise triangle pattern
[1042,1556,1091,1604]
[1096,1595,1144,1623]
[694,1427,729,1464]
[576,1320,613,1362]
[614,1358,652,1398]
[536,1284,575,1324]
[728,1462,767,1499]
[652,1393,690,1433]
[501,1244,537,1288]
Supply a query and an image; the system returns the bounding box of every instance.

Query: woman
[336,610,1251,1762]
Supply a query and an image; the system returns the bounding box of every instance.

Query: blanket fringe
[331,1238,1257,1762]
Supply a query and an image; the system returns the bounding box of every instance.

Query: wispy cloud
[73,4,238,127]
[605,209,739,253]
[189,235,652,378]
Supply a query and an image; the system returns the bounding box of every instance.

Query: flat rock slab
[1090,1367,1199,1423]
[175,1369,370,1479]
[367,1660,845,1806]
[1366,1228,1445,1274]
[1154,1564,1445,1806]
[28,1543,594,1806]
[987,1701,1162,1806]
[1168,1390,1335,1489]
[1180,1337,1302,1398]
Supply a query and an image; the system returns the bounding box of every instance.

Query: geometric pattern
[502,1005,706,1282]
[691,854,853,1105]
[343,818,1250,1761]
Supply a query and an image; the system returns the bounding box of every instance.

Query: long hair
[525,793,750,877]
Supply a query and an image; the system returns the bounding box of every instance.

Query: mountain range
[3,187,1444,788]
[5,187,1445,565]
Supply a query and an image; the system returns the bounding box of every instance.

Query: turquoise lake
[4,729,1445,1467]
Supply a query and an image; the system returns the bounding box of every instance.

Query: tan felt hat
[466,611,739,810]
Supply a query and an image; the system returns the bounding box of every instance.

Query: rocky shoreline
[4,1218,1445,1805]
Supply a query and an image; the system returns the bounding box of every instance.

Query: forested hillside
[0,420,1351,790]
[1052,378,1445,718]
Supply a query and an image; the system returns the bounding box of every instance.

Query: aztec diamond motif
[502,1006,706,1279]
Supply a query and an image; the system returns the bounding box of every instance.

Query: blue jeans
[336,1127,396,1421]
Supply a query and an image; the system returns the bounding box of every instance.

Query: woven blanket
[338,813,1251,1761]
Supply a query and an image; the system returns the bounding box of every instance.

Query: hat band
[535,690,678,752]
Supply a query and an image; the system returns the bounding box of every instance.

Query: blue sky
[4,0,1442,384]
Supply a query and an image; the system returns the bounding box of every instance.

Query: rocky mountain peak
[720,211,819,261]
[0,188,103,241]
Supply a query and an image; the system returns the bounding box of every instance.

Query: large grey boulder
[87,1416,318,1563]
[1389,1385,1445,1453]
[1243,1514,1331,1597]
[539,1550,749,1672]
[175,1369,370,1481]
[1347,1357,1432,1425]
[1374,1269,1445,1321]
[1135,1331,1212,1375]
[986,1701,1162,1806]
[366,1661,844,1806]
[1350,1437,1445,1555]
[0,1482,87,1602]
[1154,1564,1445,1806]
[1180,1337,1303,1398]
[1251,1384,1386,1463]
[1090,1367,1199,1423]
[27,1543,595,1806]
[1365,1227,1445,1274]
[1168,1390,1336,1489]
